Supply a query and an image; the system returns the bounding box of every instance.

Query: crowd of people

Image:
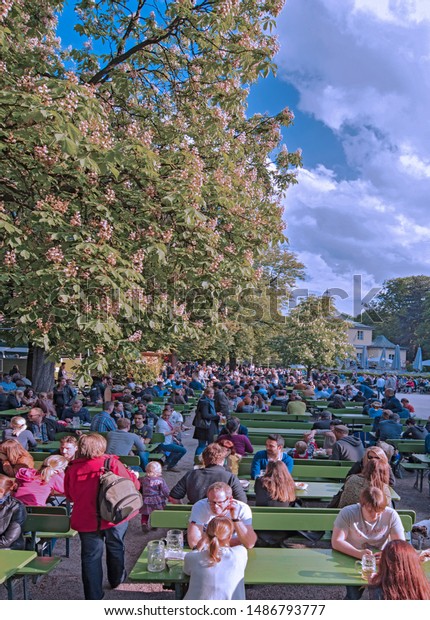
[0,362,429,601]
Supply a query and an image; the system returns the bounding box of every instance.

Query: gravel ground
[2,392,429,601]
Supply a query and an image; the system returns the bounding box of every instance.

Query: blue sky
[257,0,430,316]
[57,0,430,317]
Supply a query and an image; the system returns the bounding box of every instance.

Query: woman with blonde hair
[64,433,140,599]
[14,454,68,506]
[0,439,34,477]
[2,416,37,450]
[346,446,395,486]
[338,456,392,508]
[184,516,248,600]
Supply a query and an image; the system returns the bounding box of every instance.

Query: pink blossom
[46,247,64,264]
[128,330,142,342]
[4,249,16,266]
[70,212,81,227]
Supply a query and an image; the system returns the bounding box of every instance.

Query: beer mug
[356,554,376,580]
[165,529,184,556]
[147,540,166,572]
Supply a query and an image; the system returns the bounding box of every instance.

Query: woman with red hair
[369,540,430,599]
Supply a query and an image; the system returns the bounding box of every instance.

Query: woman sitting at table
[254,461,300,546]
[346,446,395,486]
[0,439,34,477]
[184,515,248,600]
[0,475,26,549]
[219,418,254,457]
[22,388,37,408]
[235,396,255,414]
[338,456,392,508]
[14,455,68,506]
[368,540,430,600]
[254,461,297,508]
[2,416,37,450]
[331,486,405,599]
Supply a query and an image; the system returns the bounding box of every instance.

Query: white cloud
[276,0,430,305]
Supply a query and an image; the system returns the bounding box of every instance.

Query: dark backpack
[97,458,143,525]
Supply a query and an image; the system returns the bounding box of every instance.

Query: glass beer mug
[165,529,184,557]
[356,554,376,580]
[147,540,166,572]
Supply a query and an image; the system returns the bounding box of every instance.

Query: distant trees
[364,276,430,360]
[270,296,354,375]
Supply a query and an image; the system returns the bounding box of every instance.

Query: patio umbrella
[413,346,423,372]
[361,345,368,370]
[391,344,401,371]
[378,347,387,369]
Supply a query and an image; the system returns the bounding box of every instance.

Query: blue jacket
[425,433,430,454]
[250,451,294,480]
[377,420,403,441]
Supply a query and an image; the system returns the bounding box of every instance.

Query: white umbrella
[413,347,423,372]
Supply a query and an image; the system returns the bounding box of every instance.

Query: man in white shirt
[187,481,257,550]
[155,409,187,471]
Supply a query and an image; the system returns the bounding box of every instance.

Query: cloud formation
[276,0,430,313]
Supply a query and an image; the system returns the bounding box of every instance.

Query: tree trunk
[169,350,178,369]
[26,344,55,392]
[229,352,237,371]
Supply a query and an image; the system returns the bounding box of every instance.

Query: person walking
[64,433,140,600]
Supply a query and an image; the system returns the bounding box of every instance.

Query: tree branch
[88,15,185,85]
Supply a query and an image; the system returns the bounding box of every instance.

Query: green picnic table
[247,480,342,501]
[245,481,400,503]
[130,547,428,598]
[33,441,60,452]
[0,549,37,599]
[0,408,29,417]
[405,453,430,492]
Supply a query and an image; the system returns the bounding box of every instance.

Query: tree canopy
[364,275,430,360]
[270,296,354,374]
[0,0,302,385]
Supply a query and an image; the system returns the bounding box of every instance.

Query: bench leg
[23,576,31,600]
[6,578,14,600]
[174,583,187,599]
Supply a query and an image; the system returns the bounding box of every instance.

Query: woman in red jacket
[64,433,140,600]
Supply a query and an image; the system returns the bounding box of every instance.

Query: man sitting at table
[106,418,148,469]
[26,407,64,442]
[61,399,91,424]
[330,425,365,462]
[312,410,332,431]
[187,481,257,550]
[376,412,403,442]
[250,434,294,479]
[286,393,306,415]
[402,418,428,440]
[169,443,247,504]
